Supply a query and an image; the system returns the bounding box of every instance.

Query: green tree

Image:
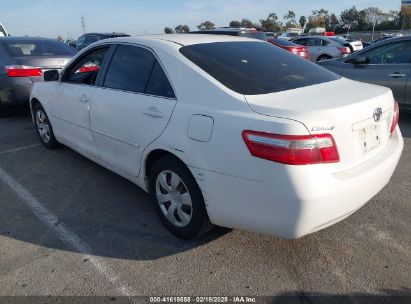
[241,18,255,28]
[229,20,241,28]
[340,6,360,32]
[329,13,340,32]
[283,10,297,28]
[175,25,190,33]
[197,21,215,30]
[307,9,330,29]
[299,16,307,29]
[164,27,174,34]
[260,13,281,32]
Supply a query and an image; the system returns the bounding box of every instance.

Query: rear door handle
[143,106,164,118]
[80,95,91,103]
[388,73,407,78]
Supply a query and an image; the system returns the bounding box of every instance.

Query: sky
[0,0,402,39]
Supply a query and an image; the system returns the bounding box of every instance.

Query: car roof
[0,36,62,42]
[372,35,411,45]
[83,32,129,36]
[98,34,265,47]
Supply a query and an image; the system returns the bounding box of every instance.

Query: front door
[49,46,111,157]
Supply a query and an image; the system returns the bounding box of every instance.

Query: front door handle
[388,73,407,78]
[80,95,91,103]
[143,106,164,118]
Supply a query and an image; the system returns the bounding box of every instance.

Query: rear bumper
[0,77,33,106]
[193,127,403,239]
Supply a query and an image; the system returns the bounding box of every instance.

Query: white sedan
[30,35,403,239]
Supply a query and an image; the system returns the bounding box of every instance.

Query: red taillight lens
[5,65,42,77]
[390,100,399,134]
[242,131,340,165]
[338,47,351,55]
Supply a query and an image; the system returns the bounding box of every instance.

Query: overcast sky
[0,0,402,39]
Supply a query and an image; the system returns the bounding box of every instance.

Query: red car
[267,38,310,60]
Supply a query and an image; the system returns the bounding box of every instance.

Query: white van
[0,23,8,36]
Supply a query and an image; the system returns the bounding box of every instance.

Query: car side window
[294,39,306,46]
[62,47,109,85]
[145,61,175,98]
[321,39,329,46]
[360,41,411,64]
[306,39,321,47]
[103,45,175,98]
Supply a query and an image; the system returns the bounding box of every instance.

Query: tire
[149,155,213,239]
[32,102,59,149]
[317,55,332,62]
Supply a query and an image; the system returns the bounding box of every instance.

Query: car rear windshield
[180,41,340,95]
[238,32,267,41]
[2,39,75,57]
[329,37,347,45]
[269,38,299,47]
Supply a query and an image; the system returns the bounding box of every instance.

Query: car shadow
[399,111,411,139]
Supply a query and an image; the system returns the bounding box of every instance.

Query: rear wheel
[317,55,332,62]
[33,102,59,149]
[149,155,212,239]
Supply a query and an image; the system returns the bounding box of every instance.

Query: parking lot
[0,108,410,299]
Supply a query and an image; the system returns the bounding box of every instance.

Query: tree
[229,20,241,28]
[56,35,64,42]
[340,6,360,32]
[329,13,340,32]
[307,9,330,29]
[400,6,411,30]
[175,25,190,33]
[197,21,215,30]
[164,27,174,34]
[299,16,307,29]
[283,10,297,28]
[260,13,281,32]
[241,18,255,28]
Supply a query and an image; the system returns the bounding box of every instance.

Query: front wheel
[33,103,59,149]
[149,156,212,239]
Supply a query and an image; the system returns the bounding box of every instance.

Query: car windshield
[180,41,340,95]
[2,39,75,57]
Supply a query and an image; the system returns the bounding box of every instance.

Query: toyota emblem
[373,108,383,122]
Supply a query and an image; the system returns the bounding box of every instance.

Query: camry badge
[373,108,383,122]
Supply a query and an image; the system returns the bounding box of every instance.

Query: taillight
[242,131,340,165]
[338,47,351,55]
[390,100,399,134]
[4,65,42,77]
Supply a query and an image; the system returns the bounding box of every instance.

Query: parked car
[30,35,403,239]
[332,36,363,52]
[318,35,411,112]
[0,23,8,37]
[191,28,266,41]
[267,38,309,60]
[291,36,351,62]
[0,37,75,117]
[70,32,130,51]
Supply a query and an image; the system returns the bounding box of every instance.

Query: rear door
[91,44,177,177]
[342,40,411,106]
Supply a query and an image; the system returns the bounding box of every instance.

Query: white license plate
[359,124,382,154]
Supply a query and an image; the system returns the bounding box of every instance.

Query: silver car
[0,37,74,117]
[291,36,351,62]
[318,36,411,112]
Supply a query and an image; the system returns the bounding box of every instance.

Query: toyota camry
[30,35,404,239]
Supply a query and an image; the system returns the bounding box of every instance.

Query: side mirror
[346,56,369,65]
[44,70,59,82]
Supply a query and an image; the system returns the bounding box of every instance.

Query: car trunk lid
[244,78,395,170]
[13,56,72,82]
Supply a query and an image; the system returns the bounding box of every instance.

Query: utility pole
[81,15,86,34]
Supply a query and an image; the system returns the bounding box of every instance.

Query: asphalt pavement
[0,108,410,301]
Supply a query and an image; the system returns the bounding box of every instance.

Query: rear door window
[180,41,339,95]
[103,45,175,98]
